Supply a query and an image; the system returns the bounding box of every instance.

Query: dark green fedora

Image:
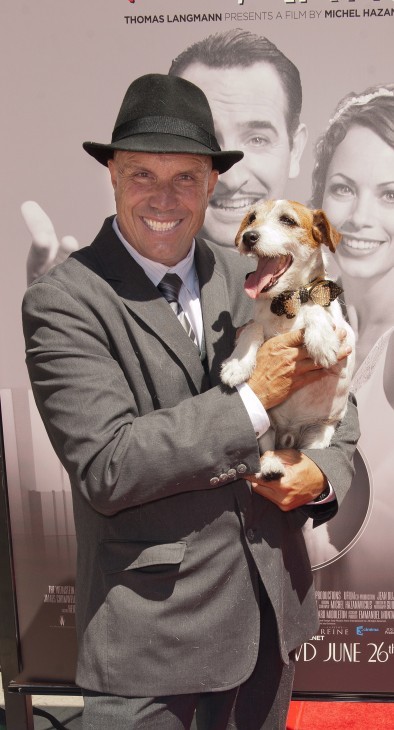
[83,73,243,174]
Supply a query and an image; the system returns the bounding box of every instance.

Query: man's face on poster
[180,61,307,247]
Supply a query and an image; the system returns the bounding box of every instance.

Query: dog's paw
[257,454,285,481]
[305,328,339,369]
[220,358,254,387]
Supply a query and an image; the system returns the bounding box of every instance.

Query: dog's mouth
[244,255,293,299]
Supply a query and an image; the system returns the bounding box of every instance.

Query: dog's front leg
[220,321,265,388]
[303,307,341,369]
[256,429,286,481]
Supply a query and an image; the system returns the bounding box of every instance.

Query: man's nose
[149,183,177,210]
[215,160,249,193]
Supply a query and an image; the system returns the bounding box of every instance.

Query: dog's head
[235,200,341,300]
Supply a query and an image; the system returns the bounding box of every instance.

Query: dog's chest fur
[255,297,353,449]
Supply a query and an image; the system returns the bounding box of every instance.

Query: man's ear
[207,169,219,201]
[107,158,117,191]
[288,123,308,180]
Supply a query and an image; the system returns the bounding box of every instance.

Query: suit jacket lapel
[86,220,208,392]
[195,238,233,385]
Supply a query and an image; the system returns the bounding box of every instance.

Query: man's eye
[279,215,297,227]
[247,136,270,148]
[178,174,194,182]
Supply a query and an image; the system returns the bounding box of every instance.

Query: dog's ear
[312,210,342,253]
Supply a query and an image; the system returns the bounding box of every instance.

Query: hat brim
[82,133,243,174]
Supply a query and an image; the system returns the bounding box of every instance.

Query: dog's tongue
[244,256,285,299]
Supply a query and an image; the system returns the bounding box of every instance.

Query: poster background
[1,0,393,695]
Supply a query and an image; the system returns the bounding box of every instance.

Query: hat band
[112,115,221,153]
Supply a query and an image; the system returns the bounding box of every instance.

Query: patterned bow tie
[157,273,198,347]
[270,278,343,319]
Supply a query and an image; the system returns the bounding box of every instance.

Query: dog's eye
[248,212,256,224]
[279,215,297,227]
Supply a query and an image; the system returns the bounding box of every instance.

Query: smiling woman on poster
[310,84,394,584]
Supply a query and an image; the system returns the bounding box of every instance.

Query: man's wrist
[313,485,332,503]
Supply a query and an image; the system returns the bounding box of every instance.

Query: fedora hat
[83,74,243,174]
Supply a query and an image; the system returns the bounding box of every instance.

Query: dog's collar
[270,278,343,319]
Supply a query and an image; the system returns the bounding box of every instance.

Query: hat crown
[82,73,243,173]
[112,74,216,143]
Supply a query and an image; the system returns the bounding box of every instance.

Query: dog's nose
[242,230,260,248]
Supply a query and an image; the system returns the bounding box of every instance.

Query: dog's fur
[221,199,355,481]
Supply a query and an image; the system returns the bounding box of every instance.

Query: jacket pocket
[100,540,187,574]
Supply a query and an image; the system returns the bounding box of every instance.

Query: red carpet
[287,701,394,729]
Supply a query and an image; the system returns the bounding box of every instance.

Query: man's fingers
[277,328,305,348]
[61,236,79,254]
[54,236,80,266]
[22,201,79,284]
[21,201,60,252]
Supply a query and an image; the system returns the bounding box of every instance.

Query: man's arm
[244,328,359,523]
[23,271,357,520]
[246,395,359,521]
[22,277,262,516]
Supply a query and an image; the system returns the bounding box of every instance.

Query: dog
[221,199,355,483]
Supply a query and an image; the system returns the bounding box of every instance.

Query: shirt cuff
[307,482,336,505]
[236,382,270,439]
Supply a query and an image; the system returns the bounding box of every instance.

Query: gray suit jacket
[22,217,359,696]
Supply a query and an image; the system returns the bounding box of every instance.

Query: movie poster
[1,0,393,694]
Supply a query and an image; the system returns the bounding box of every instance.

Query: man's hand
[22,201,79,285]
[246,450,327,511]
[248,328,351,411]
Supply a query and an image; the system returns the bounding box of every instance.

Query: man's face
[108,151,218,266]
[179,62,307,247]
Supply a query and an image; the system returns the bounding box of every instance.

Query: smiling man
[169,29,308,248]
[23,31,307,280]
[108,152,218,266]
[22,74,358,730]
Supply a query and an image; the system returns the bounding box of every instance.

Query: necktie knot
[157,273,183,311]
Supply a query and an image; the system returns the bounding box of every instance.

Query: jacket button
[246,528,255,542]
[210,477,220,487]
[227,468,237,479]
[237,464,247,474]
[219,473,229,482]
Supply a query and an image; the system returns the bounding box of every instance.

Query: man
[169,29,307,248]
[22,74,358,730]
[23,30,307,281]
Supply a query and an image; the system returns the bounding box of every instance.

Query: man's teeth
[211,197,260,211]
[143,218,179,232]
[343,238,381,251]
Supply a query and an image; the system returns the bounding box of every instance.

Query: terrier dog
[221,199,355,481]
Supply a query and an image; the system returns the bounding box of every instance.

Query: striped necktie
[157,273,198,348]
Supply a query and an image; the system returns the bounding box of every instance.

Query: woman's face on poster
[322,124,394,279]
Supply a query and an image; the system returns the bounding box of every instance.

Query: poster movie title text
[124,8,394,24]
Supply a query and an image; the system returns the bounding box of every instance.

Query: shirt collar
[113,217,197,294]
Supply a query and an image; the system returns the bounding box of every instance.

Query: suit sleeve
[300,393,360,526]
[22,280,262,516]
